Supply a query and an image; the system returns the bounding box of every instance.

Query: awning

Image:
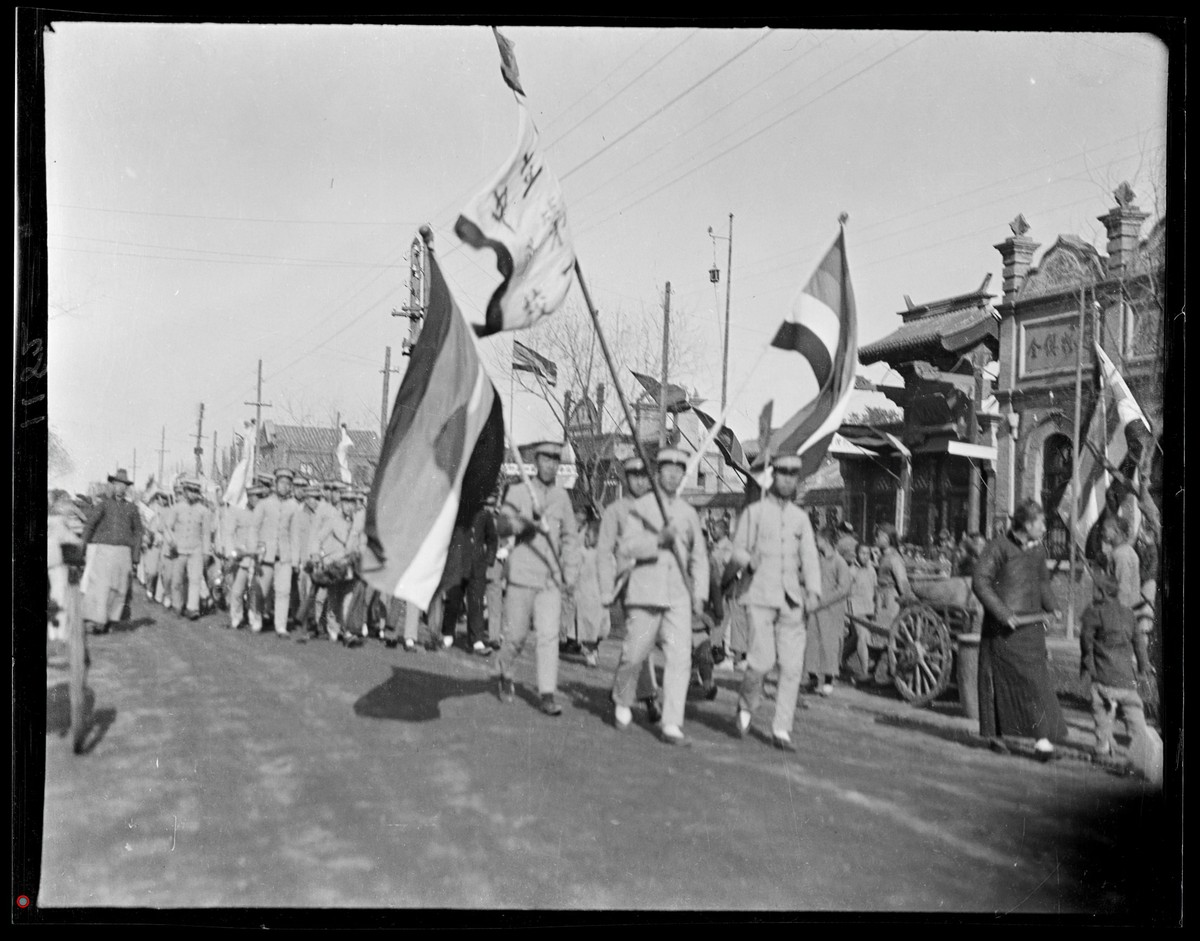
[828,433,878,457]
[911,439,997,463]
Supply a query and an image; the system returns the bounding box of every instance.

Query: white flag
[455,100,576,336]
[336,423,354,484]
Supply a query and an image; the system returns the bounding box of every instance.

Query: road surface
[39,594,1167,913]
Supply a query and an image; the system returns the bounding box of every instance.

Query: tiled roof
[859,304,998,366]
[262,423,381,458]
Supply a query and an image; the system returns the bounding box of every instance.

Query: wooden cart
[847,573,982,707]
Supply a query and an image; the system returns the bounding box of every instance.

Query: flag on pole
[1058,342,1154,553]
[767,227,859,479]
[694,406,748,475]
[363,252,506,610]
[630,370,694,413]
[492,26,526,96]
[222,420,256,508]
[455,36,576,336]
[512,339,558,387]
[336,423,354,484]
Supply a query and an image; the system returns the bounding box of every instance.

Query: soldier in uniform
[494,441,581,716]
[141,490,170,604]
[610,447,709,745]
[314,488,366,646]
[252,467,299,637]
[729,454,822,751]
[225,483,265,630]
[80,468,144,633]
[163,478,213,621]
[597,456,663,722]
[290,484,325,641]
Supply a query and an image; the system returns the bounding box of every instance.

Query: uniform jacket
[500,479,580,590]
[316,511,359,564]
[291,503,323,562]
[253,494,299,564]
[227,505,258,557]
[83,497,144,553]
[596,494,637,604]
[972,531,1058,636]
[729,494,821,610]
[1108,542,1142,611]
[619,490,708,610]
[163,500,212,556]
[1079,598,1139,689]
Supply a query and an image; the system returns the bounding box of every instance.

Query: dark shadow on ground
[108,616,155,634]
[45,683,117,753]
[353,665,496,722]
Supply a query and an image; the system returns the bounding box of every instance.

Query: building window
[1041,434,1072,560]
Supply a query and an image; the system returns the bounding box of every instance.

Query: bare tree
[48,427,74,479]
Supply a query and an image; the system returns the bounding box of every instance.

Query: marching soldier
[729,454,822,751]
[141,490,170,604]
[162,478,213,621]
[494,441,581,717]
[597,456,663,723]
[251,466,299,637]
[290,484,325,641]
[610,447,709,746]
[314,488,367,646]
[225,483,265,630]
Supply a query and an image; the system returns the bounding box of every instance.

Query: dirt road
[39,594,1167,914]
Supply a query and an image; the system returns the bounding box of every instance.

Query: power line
[560,29,773,182]
[48,233,406,269]
[48,203,425,226]
[575,33,929,239]
[47,244,402,270]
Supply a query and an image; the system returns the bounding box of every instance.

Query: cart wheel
[888,604,954,707]
[65,584,89,753]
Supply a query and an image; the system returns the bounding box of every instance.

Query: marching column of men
[76,442,838,752]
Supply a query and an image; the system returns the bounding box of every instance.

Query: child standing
[844,541,878,683]
[1080,569,1150,760]
[574,520,607,668]
[805,527,852,696]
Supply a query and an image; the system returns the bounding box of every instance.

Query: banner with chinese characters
[455,101,576,337]
[1018,313,1079,377]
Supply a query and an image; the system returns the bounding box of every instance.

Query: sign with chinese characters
[501,462,577,490]
[1018,313,1079,378]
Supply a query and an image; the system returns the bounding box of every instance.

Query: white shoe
[1034,738,1055,761]
[736,709,752,737]
[584,648,599,668]
[661,724,688,746]
[473,640,487,653]
[442,635,454,648]
[820,683,833,697]
[614,704,633,729]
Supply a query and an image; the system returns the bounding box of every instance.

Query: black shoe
[187,611,200,622]
[487,638,502,651]
[497,676,516,704]
[293,632,308,644]
[642,697,663,724]
[988,737,1010,754]
[704,683,720,702]
[540,694,563,717]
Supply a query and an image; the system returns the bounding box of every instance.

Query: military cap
[182,477,202,492]
[254,473,274,487]
[274,467,295,480]
[529,441,563,460]
[622,456,648,475]
[292,473,310,488]
[772,454,804,473]
[247,483,269,497]
[339,488,361,503]
[656,447,690,468]
[298,484,321,498]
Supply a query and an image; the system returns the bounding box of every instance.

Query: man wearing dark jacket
[81,469,144,633]
[441,503,500,655]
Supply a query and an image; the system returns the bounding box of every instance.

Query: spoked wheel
[65,584,89,753]
[888,604,954,706]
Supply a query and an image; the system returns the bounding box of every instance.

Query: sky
[40,22,1169,494]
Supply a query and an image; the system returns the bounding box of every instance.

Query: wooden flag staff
[572,260,693,597]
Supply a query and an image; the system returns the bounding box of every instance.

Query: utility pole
[132,449,137,487]
[394,227,431,357]
[659,281,671,449]
[211,431,219,480]
[379,345,400,439]
[156,426,169,482]
[722,213,734,414]
[244,358,273,477]
[193,403,205,476]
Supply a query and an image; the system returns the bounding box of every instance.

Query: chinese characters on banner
[1021,316,1078,376]
[455,101,576,337]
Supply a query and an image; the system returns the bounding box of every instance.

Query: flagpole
[1066,281,1088,640]
[573,260,693,597]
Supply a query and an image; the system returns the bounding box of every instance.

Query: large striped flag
[455,30,576,336]
[222,420,256,508]
[767,226,859,479]
[335,423,354,485]
[1057,342,1153,554]
[362,252,506,610]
